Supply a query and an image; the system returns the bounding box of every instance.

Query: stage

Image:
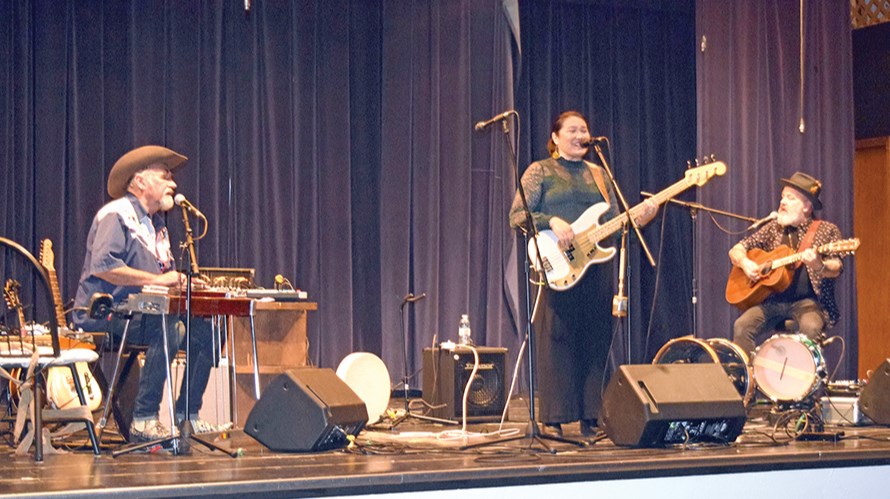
[4,400,890,498]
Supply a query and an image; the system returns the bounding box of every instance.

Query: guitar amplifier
[422,346,508,422]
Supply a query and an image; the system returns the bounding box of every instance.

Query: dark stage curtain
[0,0,519,382]
[515,0,699,367]
[696,0,857,378]
[0,0,858,390]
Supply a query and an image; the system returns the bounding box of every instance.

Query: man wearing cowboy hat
[73,145,223,443]
[727,171,846,357]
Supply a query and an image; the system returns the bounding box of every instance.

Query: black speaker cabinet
[861,359,890,425]
[602,363,747,447]
[422,346,508,422]
[245,368,367,452]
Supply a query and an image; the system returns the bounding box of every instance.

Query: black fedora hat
[779,171,823,210]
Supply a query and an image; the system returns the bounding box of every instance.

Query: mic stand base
[459,419,587,453]
[112,420,243,458]
[390,411,460,427]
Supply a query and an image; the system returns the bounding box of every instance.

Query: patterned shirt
[737,218,844,326]
[72,193,175,329]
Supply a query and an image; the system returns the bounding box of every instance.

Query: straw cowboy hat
[107,145,188,198]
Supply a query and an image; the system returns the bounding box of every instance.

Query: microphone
[174,193,204,218]
[403,292,427,303]
[747,211,778,231]
[474,110,515,131]
[579,136,609,146]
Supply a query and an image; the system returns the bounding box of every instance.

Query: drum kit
[653,333,827,408]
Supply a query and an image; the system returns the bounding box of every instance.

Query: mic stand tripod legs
[390,294,458,428]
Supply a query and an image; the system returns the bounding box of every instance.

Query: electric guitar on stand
[3,278,27,339]
[725,238,860,311]
[528,160,727,291]
[38,239,102,411]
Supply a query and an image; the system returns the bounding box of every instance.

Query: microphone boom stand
[641,193,756,337]
[462,117,585,452]
[159,205,236,455]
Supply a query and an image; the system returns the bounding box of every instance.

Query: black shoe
[580,419,598,437]
[542,422,563,437]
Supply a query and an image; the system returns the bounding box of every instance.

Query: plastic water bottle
[458,314,472,345]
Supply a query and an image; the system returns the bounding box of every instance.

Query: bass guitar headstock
[684,154,727,186]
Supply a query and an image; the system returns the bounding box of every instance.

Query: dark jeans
[732,297,825,358]
[107,313,218,421]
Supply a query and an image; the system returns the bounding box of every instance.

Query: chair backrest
[0,237,61,358]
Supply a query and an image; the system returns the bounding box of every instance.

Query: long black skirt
[533,263,614,424]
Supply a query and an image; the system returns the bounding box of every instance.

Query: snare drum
[751,334,826,403]
[653,336,754,404]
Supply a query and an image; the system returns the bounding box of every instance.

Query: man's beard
[777,210,805,227]
[159,194,175,212]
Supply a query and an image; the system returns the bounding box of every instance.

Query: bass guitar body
[528,202,617,291]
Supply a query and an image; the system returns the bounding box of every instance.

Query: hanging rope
[799,0,806,134]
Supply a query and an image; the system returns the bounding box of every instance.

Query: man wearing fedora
[728,171,845,357]
[72,145,222,443]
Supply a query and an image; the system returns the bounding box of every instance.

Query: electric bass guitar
[724,238,860,311]
[528,160,727,291]
[39,239,103,411]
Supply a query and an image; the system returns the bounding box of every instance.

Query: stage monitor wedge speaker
[245,368,367,452]
[602,363,746,447]
[422,347,508,422]
[860,359,890,425]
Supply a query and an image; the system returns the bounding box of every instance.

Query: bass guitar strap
[586,162,611,206]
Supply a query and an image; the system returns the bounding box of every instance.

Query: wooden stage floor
[4,400,890,498]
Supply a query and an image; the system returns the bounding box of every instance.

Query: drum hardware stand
[462,114,585,453]
[642,193,755,338]
[390,293,459,427]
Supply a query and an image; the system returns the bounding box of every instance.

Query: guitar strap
[795,220,822,268]
[586,162,611,205]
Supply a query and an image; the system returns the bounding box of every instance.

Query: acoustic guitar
[38,239,102,411]
[724,238,859,311]
[529,160,727,291]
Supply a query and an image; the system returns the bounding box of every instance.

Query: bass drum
[653,336,754,404]
[752,334,826,404]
